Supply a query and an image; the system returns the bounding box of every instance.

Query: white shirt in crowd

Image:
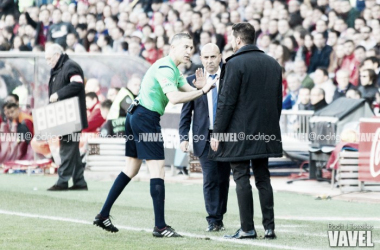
[317,79,336,104]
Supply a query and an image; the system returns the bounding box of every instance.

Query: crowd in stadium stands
[2,0,380,163]
[0,0,379,111]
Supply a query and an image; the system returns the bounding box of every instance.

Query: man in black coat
[45,44,88,191]
[209,23,282,240]
[307,33,332,73]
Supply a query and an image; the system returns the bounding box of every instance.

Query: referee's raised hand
[193,68,207,89]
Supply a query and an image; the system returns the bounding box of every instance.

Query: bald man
[85,78,105,102]
[179,43,231,232]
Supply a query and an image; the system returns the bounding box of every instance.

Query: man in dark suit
[45,44,88,191]
[179,43,231,232]
[210,23,283,240]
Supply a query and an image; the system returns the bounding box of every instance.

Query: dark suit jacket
[307,45,333,73]
[179,73,223,157]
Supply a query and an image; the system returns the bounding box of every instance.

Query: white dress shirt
[206,67,221,130]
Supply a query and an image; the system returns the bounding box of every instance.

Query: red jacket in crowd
[82,102,105,133]
[340,53,360,86]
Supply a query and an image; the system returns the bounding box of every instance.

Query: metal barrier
[280,110,314,142]
[0,52,151,109]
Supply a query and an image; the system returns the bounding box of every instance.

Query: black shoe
[224,228,257,239]
[206,222,225,232]
[93,214,119,233]
[152,225,182,237]
[68,185,88,191]
[264,229,276,239]
[47,185,68,191]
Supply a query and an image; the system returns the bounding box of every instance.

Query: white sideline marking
[277,216,380,222]
[0,210,311,250]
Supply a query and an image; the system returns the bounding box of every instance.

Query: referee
[93,33,216,237]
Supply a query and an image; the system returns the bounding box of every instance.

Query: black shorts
[125,105,165,160]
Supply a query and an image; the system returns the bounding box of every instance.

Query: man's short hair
[316,67,329,77]
[328,29,340,37]
[86,92,99,101]
[5,102,19,109]
[364,56,379,65]
[314,87,325,97]
[77,23,88,30]
[101,99,113,109]
[232,22,256,45]
[344,39,354,45]
[201,5,211,11]
[355,45,366,51]
[7,93,19,102]
[193,11,202,18]
[170,33,192,45]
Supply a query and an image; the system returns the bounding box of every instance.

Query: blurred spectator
[310,87,328,111]
[358,68,379,106]
[340,40,360,86]
[5,102,33,136]
[294,59,314,90]
[96,34,112,53]
[354,46,366,64]
[66,33,86,52]
[282,73,301,110]
[0,0,19,20]
[47,9,76,48]
[99,99,126,138]
[313,67,336,104]
[25,10,50,48]
[295,87,313,111]
[360,26,376,50]
[363,57,380,87]
[142,38,159,64]
[106,87,120,102]
[346,89,362,99]
[82,92,105,133]
[333,69,355,101]
[308,33,332,73]
[85,78,105,103]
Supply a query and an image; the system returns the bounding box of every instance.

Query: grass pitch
[0,174,379,250]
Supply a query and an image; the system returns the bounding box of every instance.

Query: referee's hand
[193,68,206,89]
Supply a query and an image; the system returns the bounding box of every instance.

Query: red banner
[359,118,380,182]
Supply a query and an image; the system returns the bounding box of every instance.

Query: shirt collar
[205,67,221,78]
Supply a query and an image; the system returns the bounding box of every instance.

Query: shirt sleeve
[178,74,187,88]
[156,66,178,94]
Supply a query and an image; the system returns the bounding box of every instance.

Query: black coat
[0,0,19,19]
[307,45,333,73]
[332,83,355,101]
[208,45,283,162]
[48,54,88,129]
[358,84,378,106]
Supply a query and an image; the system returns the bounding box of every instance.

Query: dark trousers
[199,142,231,224]
[230,158,274,232]
[56,133,87,188]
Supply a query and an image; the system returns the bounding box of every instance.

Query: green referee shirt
[138,56,187,115]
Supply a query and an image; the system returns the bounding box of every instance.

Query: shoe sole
[152,232,182,238]
[223,235,257,239]
[264,236,277,239]
[93,221,119,233]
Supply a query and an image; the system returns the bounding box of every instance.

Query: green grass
[0,175,379,250]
